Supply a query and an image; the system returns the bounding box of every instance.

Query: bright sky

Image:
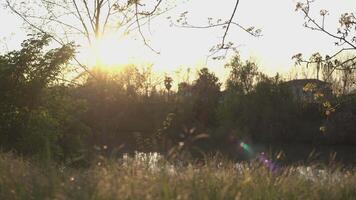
[0,0,355,81]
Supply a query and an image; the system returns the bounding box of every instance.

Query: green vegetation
[1,35,356,164]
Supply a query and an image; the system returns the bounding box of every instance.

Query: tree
[4,0,172,78]
[0,34,75,112]
[293,0,356,86]
[225,54,259,94]
[0,34,89,161]
[5,0,167,47]
[164,76,173,91]
[192,68,221,128]
[164,75,173,100]
[5,0,260,71]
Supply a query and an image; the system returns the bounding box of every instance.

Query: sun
[82,33,178,75]
[80,32,209,77]
[85,34,142,68]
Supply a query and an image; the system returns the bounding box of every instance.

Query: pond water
[246,143,356,166]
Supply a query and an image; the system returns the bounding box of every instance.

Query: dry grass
[1,152,356,200]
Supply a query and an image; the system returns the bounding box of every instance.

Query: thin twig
[135,3,160,54]
[221,0,240,48]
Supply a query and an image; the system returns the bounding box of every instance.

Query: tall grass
[1,152,356,200]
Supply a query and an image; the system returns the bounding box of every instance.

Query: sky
[0,0,355,81]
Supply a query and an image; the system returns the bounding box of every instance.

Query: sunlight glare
[87,34,140,68]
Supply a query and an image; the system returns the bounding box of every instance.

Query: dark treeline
[1,35,356,164]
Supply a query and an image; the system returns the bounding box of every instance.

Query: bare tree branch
[173,21,261,37]
[298,0,356,49]
[170,0,261,60]
[82,0,96,32]
[22,14,86,35]
[221,0,240,48]
[294,0,356,85]
[137,0,163,16]
[102,0,114,35]
[135,2,160,54]
[94,0,104,38]
[72,0,92,44]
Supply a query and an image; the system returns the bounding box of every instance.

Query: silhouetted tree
[191,68,221,128]
[0,34,89,161]
[225,54,259,94]
[164,75,173,100]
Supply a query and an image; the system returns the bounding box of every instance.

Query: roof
[284,79,330,86]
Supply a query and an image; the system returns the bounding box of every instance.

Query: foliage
[2,36,356,162]
[0,34,89,162]
[224,54,260,94]
[218,71,324,148]
[323,94,356,144]
[191,68,221,128]
[75,65,173,155]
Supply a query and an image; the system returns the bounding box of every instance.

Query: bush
[0,35,89,162]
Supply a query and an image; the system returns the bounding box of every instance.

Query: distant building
[284,79,333,102]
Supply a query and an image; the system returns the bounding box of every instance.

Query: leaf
[191,133,210,142]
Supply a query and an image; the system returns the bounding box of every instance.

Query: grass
[1,152,356,200]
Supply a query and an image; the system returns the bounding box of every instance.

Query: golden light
[80,31,221,79]
[82,33,179,75]
[86,33,141,68]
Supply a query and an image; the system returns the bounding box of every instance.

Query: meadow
[1,1,356,199]
[1,152,356,200]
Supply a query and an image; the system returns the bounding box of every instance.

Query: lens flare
[258,152,279,173]
[239,142,252,154]
[238,141,279,173]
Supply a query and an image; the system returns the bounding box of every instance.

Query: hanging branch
[293,0,356,82]
[6,0,98,82]
[5,0,170,82]
[135,2,160,54]
[221,0,240,49]
[171,0,261,60]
